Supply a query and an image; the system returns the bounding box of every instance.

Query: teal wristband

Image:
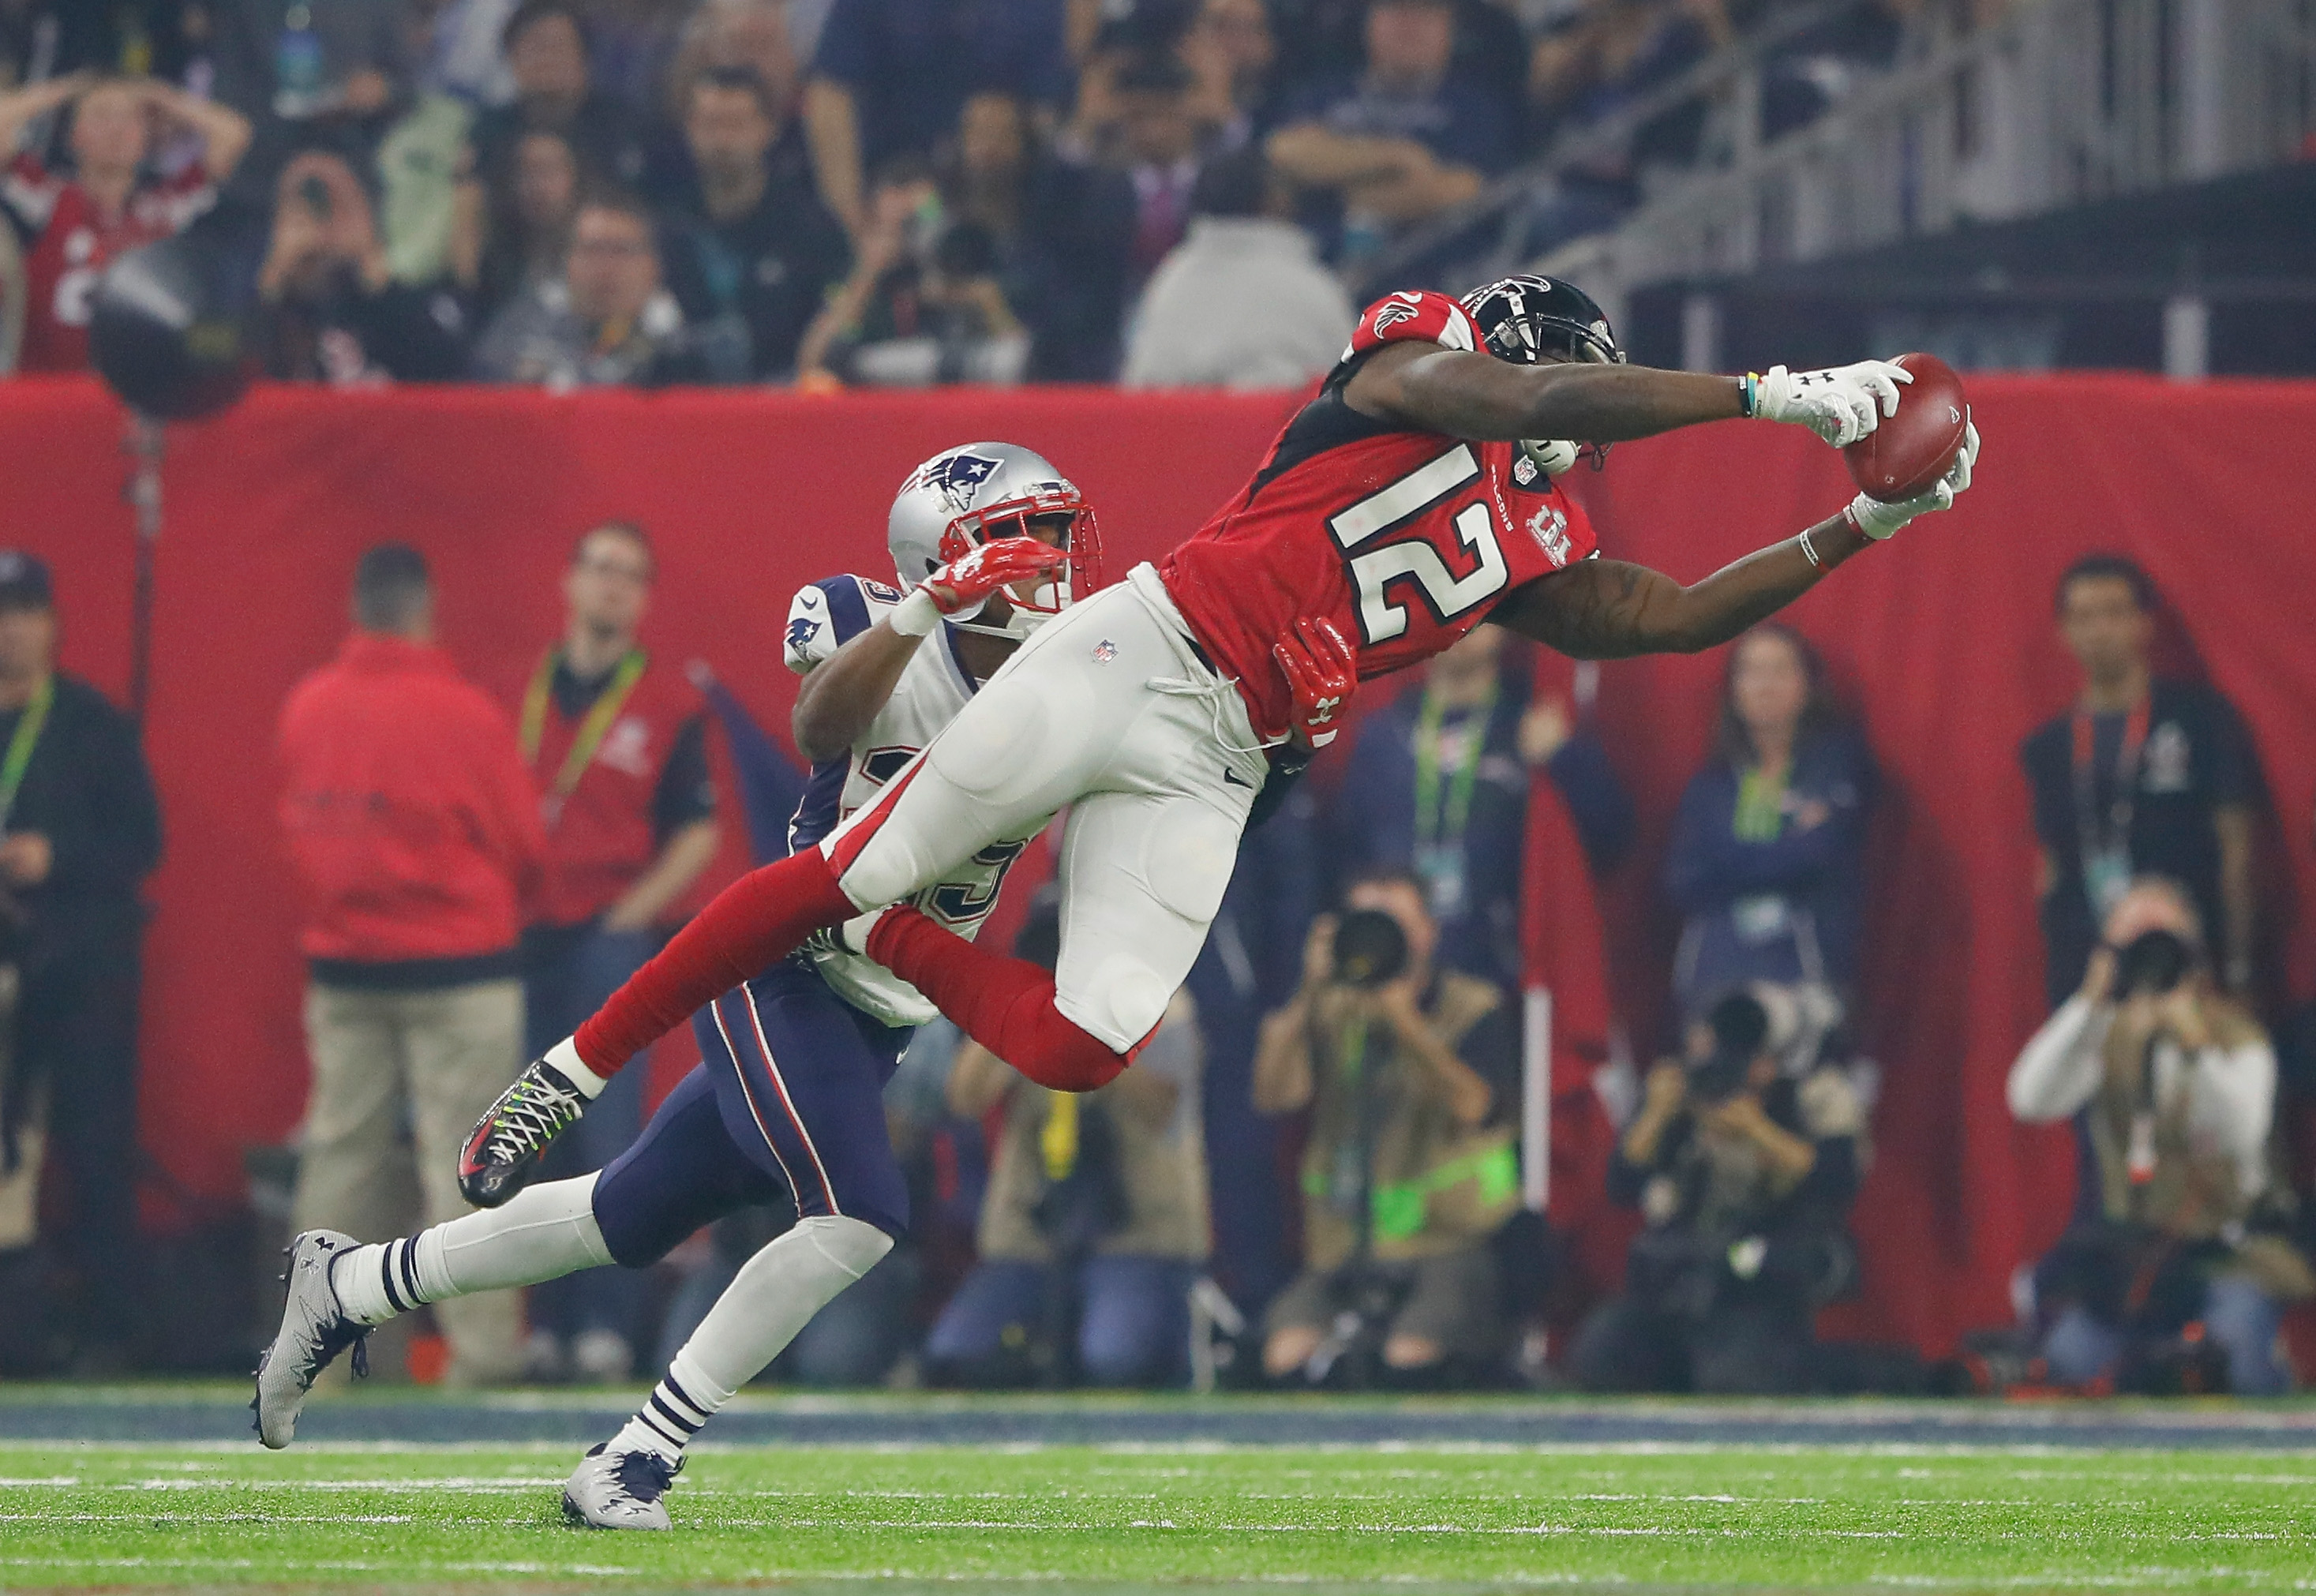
[1738,373,1759,418]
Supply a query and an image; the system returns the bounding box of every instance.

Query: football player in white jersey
[253,444,1094,1530]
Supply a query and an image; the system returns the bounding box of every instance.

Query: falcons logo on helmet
[1372,295,1423,335]
[912,451,1002,515]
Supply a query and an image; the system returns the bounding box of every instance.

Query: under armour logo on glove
[1272,616,1358,750]
[1747,360,1911,448]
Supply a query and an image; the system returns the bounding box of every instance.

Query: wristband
[1739,373,1760,419]
[889,586,943,637]
[545,1036,610,1100]
[1797,526,1824,570]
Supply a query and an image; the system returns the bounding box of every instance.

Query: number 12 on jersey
[1327,444,1509,645]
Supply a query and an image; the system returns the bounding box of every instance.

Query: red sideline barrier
[6,372,2314,1358]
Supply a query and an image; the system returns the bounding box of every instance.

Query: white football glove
[1519,438,1580,477]
[1846,418,1979,540]
[1748,359,1912,448]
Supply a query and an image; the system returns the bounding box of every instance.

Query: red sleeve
[1349,290,1481,359]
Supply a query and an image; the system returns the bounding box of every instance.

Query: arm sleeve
[650,713,717,844]
[784,577,873,674]
[2007,994,2112,1122]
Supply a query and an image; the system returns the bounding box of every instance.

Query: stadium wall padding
[5,373,2313,1358]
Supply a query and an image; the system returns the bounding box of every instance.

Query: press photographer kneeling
[1254,867,1522,1388]
[1572,987,1862,1394]
[2007,879,2310,1394]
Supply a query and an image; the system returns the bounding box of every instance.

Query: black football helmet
[1459,275,1625,367]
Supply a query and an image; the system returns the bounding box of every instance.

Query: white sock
[609,1215,891,1461]
[330,1175,613,1327]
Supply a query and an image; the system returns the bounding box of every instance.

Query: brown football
[1842,352,1969,502]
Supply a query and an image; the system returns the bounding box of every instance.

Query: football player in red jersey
[460,274,1979,1204]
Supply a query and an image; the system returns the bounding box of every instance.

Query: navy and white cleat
[561,1442,683,1530]
[251,1229,370,1449]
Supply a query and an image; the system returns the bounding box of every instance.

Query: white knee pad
[793,1214,894,1280]
[1055,956,1174,1055]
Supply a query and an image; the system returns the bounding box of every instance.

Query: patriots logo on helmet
[786,615,821,655]
[913,451,1002,515]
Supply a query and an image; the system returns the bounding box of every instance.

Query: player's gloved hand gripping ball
[1846,416,1980,540]
[1273,616,1358,750]
[889,536,1069,637]
[460,1039,605,1207]
[1743,358,1913,448]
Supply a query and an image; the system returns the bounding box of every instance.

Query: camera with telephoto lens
[1687,990,1771,1103]
[2114,928,2194,998]
[1332,908,1410,990]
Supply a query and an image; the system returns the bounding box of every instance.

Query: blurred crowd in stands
[1,0,1948,386]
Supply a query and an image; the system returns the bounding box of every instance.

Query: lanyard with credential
[520,648,647,823]
[0,676,54,834]
[2071,695,2151,857]
[1414,683,1494,853]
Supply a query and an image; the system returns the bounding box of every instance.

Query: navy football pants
[590,961,911,1269]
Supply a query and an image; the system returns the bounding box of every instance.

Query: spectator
[803,0,1074,238]
[0,552,162,1370]
[2022,554,2257,1006]
[1665,624,1872,1013]
[2007,879,2310,1394]
[796,160,1025,387]
[467,0,651,193]
[1336,625,1633,991]
[1571,986,1862,1393]
[1122,148,1353,391]
[1086,51,1209,298]
[474,186,746,386]
[1182,0,1282,147]
[414,0,521,108]
[276,544,545,1385]
[668,0,804,135]
[924,904,1210,1389]
[0,72,250,373]
[1254,867,1521,1387]
[451,126,581,320]
[202,0,407,171]
[515,521,721,1383]
[1267,0,1515,264]
[256,150,470,384]
[660,65,848,380]
[1523,0,1733,239]
[586,0,699,118]
[373,0,480,290]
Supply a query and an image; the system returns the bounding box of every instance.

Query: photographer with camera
[920,900,1210,1389]
[1254,867,1520,1388]
[2007,878,2309,1394]
[1570,986,1862,1394]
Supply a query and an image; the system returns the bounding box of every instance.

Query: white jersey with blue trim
[782,573,1044,1028]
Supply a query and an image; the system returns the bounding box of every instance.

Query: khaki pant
[293,979,526,1384]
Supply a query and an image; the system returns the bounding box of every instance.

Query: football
[1842,352,1969,501]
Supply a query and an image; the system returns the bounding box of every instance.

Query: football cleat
[799,907,892,962]
[252,1229,370,1449]
[459,1059,590,1208]
[561,1442,683,1530]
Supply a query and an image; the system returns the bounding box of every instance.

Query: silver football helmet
[886,441,1105,639]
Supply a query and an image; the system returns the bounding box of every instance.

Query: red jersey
[1,154,216,373]
[1160,289,1598,743]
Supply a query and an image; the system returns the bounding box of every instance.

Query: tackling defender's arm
[791,621,927,764]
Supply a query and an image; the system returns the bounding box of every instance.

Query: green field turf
[2,1440,2311,1593]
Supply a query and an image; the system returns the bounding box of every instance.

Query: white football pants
[821,563,1269,1051]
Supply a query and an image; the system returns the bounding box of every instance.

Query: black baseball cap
[0,551,53,613]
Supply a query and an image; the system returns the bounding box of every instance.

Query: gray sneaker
[251,1229,370,1449]
[561,1442,683,1530]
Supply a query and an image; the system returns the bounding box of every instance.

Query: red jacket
[279,634,546,966]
